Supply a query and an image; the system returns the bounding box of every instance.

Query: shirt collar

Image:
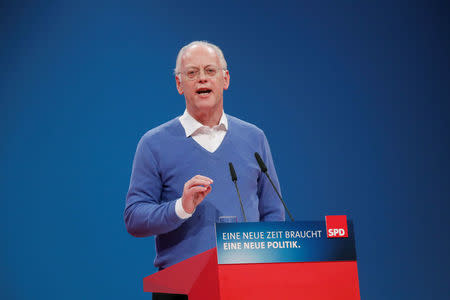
[179,110,228,137]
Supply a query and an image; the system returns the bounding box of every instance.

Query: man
[124,41,285,299]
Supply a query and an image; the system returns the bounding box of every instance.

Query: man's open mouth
[196,88,212,95]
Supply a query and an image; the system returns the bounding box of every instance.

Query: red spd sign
[326,215,348,238]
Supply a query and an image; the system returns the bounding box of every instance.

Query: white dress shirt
[174,110,229,218]
[179,109,228,153]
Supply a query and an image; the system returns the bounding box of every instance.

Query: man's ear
[223,70,230,90]
[176,75,184,95]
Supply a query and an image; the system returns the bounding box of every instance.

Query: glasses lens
[186,69,199,79]
[205,67,217,76]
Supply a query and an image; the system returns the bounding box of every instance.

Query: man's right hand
[181,175,213,214]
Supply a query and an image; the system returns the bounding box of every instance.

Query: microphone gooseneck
[254,152,294,221]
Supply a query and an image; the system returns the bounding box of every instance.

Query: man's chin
[194,95,218,106]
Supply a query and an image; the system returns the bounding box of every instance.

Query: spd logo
[326,215,348,238]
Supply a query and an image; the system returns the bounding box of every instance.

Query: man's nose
[198,69,208,81]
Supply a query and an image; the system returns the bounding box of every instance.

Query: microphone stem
[233,181,247,222]
[264,172,294,221]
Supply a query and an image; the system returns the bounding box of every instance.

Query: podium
[144,218,361,299]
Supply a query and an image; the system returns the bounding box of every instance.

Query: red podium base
[144,248,360,300]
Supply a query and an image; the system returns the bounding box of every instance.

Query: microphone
[254,151,268,173]
[228,162,247,222]
[229,162,237,182]
[254,152,294,221]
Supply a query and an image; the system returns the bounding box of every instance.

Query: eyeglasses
[178,66,225,80]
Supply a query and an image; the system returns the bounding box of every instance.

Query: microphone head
[254,152,268,173]
[228,162,237,182]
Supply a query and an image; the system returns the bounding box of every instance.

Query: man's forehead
[181,45,220,67]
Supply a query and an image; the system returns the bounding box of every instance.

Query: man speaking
[124,41,285,299]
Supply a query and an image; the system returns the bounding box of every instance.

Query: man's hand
[181,175,213,214]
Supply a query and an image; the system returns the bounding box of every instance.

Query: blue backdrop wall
[1,1,449,299]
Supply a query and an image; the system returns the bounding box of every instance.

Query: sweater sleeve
[124,136,186,237]
[257,133,286,221]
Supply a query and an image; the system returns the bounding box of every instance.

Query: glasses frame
[177,65,227,81]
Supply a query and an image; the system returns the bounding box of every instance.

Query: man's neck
[187,107,223,127]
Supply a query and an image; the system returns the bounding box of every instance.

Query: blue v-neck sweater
[125,115,285,269]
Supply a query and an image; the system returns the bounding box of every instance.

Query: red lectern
[144,219,361,299]
[143,248,360,299]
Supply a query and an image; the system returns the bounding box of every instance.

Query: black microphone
[254,151,268,173]
[228,162,247,222]
[254,152,294,221]
[229,162,237,182]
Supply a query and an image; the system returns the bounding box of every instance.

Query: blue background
[1,1,449,299]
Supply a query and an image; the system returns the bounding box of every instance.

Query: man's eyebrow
[184,64,216,69]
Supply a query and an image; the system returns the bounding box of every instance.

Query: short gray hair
[174,41,228,75]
